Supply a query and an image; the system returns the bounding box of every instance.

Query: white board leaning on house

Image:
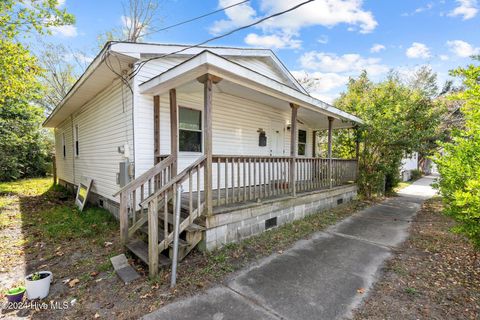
[75,177,93,211]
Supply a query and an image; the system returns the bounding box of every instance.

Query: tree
[0,0,74,181]
[97,0,162,46]
[0,0,74,39]
[36,41,79,112]
[435,57,480,249]
[335,71,443,197]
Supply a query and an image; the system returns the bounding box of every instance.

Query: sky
[45,0,479,103]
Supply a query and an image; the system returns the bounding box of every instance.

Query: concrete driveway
[143,176,437,320]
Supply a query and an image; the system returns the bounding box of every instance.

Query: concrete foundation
[202,184,357,251]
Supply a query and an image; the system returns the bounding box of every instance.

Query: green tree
[435,57,480,249]
[0,0,74,181]
[335,71,443,197]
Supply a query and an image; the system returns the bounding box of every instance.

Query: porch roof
[140,50,363,127]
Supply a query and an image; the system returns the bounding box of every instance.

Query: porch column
[312,130,317,157]
[154,95,160,164]
[169,89,178,176]
[290,103,299,197]
[355,126,360,180]
[203,75,213,216]
[327,116,334,189]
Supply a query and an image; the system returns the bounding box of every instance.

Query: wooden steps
[127,222,205,266]
[126,239,171,267]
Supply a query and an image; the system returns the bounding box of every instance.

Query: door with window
[178,106,203,191]
[270,122,285,156]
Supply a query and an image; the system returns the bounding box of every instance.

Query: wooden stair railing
[138,155,207,277]
[114,155,175,245]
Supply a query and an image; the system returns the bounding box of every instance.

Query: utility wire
[128,0,317,80]
[142,0,251,37]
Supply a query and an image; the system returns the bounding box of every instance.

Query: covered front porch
[116,50,362,276]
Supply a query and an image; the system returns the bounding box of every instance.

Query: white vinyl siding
[55,118,74,184]
[54,79,134,201]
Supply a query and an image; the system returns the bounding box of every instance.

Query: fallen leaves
[357,288,365,294]
[68,278,80,287]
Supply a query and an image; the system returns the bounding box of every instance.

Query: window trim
[298,129,307,156]
[74,124,79,157]
[178,106,203,153]
[62,133,66,158]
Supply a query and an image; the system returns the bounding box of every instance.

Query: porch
[115,50,362,276]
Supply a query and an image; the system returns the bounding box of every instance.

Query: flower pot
[6,287,26,303]
[25,271,52,300]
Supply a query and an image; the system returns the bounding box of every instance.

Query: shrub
[435,58,480,249]
[410,169,422,181]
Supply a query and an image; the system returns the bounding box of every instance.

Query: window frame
[62,133,66,158]
[298,129,307,156]
[74,124,79,157]
[178,106,203,153]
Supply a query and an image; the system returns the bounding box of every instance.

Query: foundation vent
[265,217,277,230]
[337,198,344,205]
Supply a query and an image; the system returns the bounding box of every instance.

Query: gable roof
[140,50,362,126]
[44,41,359,128]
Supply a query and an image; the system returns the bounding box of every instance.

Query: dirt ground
[0,178,370,319]
[353,198,480,320]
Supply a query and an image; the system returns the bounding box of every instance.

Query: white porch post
[290,103,299,197]
[169,89,178,176]
[203,75,213,216]
[327,116,334,188]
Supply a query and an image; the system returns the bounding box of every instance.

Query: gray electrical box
[118,161,131,187]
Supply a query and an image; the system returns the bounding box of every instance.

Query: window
[62,133,66,158]
[298,129,307,156]
[179,107,202,152]
[74,125,79,157]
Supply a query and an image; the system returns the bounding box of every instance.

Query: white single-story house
[44,42,362,276]
[400,152,419,181]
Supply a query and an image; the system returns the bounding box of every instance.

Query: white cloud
[210,0,257,35]
[447,40,480,57]
[300,51,388,76]
[402,2,434,16]
[244,33,301,49]
[439,54,449,61]
[449,0,478,20]
[406,42,431,59]
[211,0,378,47]
[317,35,329,44]
[292,71,349,104]
[370,44,385,53]
[49,24,77,37]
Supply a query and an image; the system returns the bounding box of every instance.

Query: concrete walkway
[143,176,437,320]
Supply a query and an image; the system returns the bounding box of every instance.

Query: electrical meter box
[118,161,131,187]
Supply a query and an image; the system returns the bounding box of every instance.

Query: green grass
[1,177,118,244]
[36,205,117,240]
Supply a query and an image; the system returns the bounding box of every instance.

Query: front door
[270,122,285,156]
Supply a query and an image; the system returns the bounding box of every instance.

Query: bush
[410,169,422,181]
[435,58,480,249]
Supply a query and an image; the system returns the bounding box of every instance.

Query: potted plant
[5,286,26,303]
[25,271,52,299]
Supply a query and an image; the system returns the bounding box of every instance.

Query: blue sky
[46,0,479,103]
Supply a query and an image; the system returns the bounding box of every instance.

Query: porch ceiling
[139,50,362,128]
[177,79,352,130]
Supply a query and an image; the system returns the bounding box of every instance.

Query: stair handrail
[113,155,175,197]
[139,155,206,208]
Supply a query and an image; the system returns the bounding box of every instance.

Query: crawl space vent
[337,198,344,205]
[265,217,277,230]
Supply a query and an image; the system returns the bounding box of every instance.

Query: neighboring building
[44,42,362,276]
[400,152,418,181]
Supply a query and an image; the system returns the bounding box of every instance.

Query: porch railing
[115,155,175,245]
[212,155,357,207]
